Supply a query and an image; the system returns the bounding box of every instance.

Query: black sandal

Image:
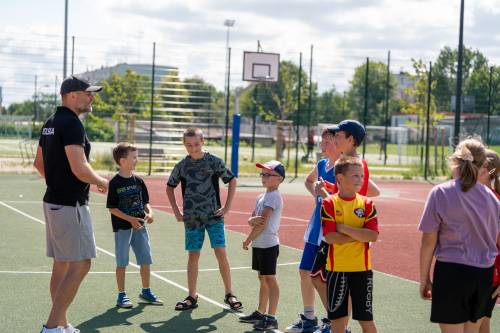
[224,293,243,311]
[175,295,198,311]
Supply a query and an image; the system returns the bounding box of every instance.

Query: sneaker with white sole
[64,324,80,333]
[116,292,133,308]
[285,314,318,333]
[139,288,163,305]
[239,310,265,323]
[40,326,65,333]
[313,318,330,333]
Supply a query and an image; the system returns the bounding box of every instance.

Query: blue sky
[1,0,500,106]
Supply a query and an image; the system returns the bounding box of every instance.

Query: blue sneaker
[116,292,133,308]
[285,314,318,333]
[139,288,164,305]
[313,318,330,333]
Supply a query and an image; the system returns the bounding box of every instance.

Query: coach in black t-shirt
[33,75,108,333]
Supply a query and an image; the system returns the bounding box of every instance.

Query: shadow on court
[76,304,146,332]
[140,309,230,332]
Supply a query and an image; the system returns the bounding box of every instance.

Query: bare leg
[258,274,269,314]
[187,251,200,297]
[45,259,91,328]
[464,319,483,333]
[50,260,69,303]
[300,269,316,309]
[140,265,150,289]
[214,247,232,294]
[116,267,126,292]
[331,316,349,333]
[358,320,377,333]
[479,317,490,333]
[264,275,280,316]
[311,275,329,310]
[439,323,466,333]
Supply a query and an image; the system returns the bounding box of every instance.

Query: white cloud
[0,0,499,106]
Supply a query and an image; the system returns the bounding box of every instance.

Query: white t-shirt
[252,190,283,248]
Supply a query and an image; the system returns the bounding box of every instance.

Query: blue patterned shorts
[185,221,226,252]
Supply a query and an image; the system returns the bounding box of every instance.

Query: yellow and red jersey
[321,193,378,272]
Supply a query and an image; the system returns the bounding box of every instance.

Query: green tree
[433,46,490,113]
[346,60,396,126]
[401,59,441,141]
[92,69,150,117]
[7,93,57,121]
[315,86,349,124]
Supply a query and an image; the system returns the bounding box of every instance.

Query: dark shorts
[252,245,279,275]
[310,241,329,283]
[484,285,499,318]
[431,260,494,324]
[326,270,374,321]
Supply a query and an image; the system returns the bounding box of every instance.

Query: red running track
[126,178,434,283]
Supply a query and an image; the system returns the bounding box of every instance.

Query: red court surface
[140,178,434,283]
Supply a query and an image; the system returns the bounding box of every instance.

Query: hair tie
[456,146,474,162]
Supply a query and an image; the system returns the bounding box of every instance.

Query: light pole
[223,19,235,163]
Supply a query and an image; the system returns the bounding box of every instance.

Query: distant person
[478,149,500,333]
[33,75,108,333]
[106,143,163,309]
[322,157,379,333]
[239,160,284,331]
[166,127,243,312]
[419,139,500,333]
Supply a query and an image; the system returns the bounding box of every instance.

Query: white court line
[0,262,300,275]
[0,200,287,330]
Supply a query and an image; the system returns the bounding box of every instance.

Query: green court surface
[1,174,499,332]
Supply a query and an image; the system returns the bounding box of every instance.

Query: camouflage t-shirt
[167,152,234,229]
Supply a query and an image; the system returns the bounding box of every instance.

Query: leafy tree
[401,59,441,143]
[433,46,490,113]
[83,113,114,141]
[346,60,396,126]
[315,86,349,124]
[92,69,150,117]
[7,93,57,120]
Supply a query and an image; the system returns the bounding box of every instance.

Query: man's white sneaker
[64,323,80,333]
[40,326,65,333]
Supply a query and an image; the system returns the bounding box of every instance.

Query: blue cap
[328,119,366,145]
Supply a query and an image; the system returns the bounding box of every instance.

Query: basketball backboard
[242,51,280,82]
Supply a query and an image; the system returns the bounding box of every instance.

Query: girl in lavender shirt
[419,138,500,333]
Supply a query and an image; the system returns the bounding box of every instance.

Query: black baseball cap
[60,75,102,95]
[256,160,286,178]
[328,119,366,145]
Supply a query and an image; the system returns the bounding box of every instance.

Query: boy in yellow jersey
[321,157,379,333]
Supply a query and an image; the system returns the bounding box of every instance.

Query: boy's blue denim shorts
[114,227,153,267]
[185,221,226,252]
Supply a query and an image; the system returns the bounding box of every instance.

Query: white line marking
[0,262,300,275]
[0,200,280,327]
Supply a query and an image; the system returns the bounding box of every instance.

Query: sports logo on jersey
[42,128,55,135]
[354,208,365,218]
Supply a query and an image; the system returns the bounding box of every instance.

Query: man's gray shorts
[43,202,97,261]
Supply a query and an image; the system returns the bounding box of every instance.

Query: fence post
[424,62,432,180]
[294,52,303,179]
[148,42,156,176]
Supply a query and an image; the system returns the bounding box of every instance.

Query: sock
[304,306,315,320]
[266,314,276,319]
[118,291,126,295]
[142,288,151,293]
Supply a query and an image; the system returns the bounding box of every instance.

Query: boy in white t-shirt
[239,161,284,331]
